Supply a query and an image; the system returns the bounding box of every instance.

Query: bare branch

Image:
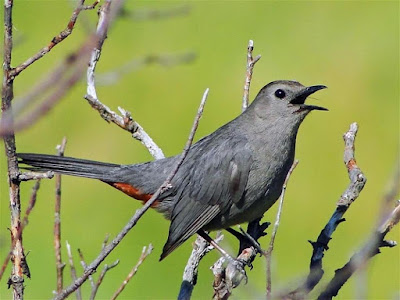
[89,260,119,300]
[0,180,41,282]
[55,137,67,293]
[318,202,400,299]
[9,0,98,78]
[111,244,153,300]
[2,0,29,297]
[242,40,261,112]
[266,160,299,299]
[66,241,82,300]
[287,122,367,298]
[54,88,209,300]
[178,233,223,300]
[0,0,123,137]
[77,249,95,290]
[85,4,165,160]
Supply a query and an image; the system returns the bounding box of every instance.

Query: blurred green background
[1,1,399,299]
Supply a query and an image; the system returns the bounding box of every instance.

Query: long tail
[18,153,122,182]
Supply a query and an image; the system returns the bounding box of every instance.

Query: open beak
[291,85,328,111]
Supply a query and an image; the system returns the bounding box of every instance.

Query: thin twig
[111,244,153,300]
[242,40,261,112]
[0,180,41,282]
[287,122,367,299]
[89,259,119,300]
[53,88,210,300]
[266,160,299,299]
[54,137,67,293]
[66,241,82,300]
[77,249,95,290]
[9,0,98,78]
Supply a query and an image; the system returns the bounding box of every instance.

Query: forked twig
[111,244,153,300]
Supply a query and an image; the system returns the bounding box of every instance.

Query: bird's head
[250,80,327,123]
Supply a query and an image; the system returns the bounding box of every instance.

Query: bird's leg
[197,230,234,262]
[226,218,271,256]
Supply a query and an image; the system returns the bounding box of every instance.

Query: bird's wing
[160,137,253,259]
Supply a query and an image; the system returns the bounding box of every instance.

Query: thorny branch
[53,88,209,300]
[111,244,153,300]
[54,138,67,293]
[286,122,367,299]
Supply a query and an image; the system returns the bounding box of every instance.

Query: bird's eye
[275,89,286,99]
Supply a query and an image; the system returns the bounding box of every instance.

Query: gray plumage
[18,80,327,260]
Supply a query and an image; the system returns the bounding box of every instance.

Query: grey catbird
[18,80,327,260]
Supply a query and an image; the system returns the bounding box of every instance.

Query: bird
[18,80,327,260]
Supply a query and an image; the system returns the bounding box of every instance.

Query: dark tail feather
[18,153,122,182]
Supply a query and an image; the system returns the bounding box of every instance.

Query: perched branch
[266,160,299,299]
[318,202,400,299]
[85,3,164,160]
[54,137,67,293]
[178,233,224,300]
[65,241,82,300]
[287,122,367,298]
[9,0,99,78]
[54,88,209,300]
[111,244,153,300]
[242,40,261,112]
[212,219,270,300]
